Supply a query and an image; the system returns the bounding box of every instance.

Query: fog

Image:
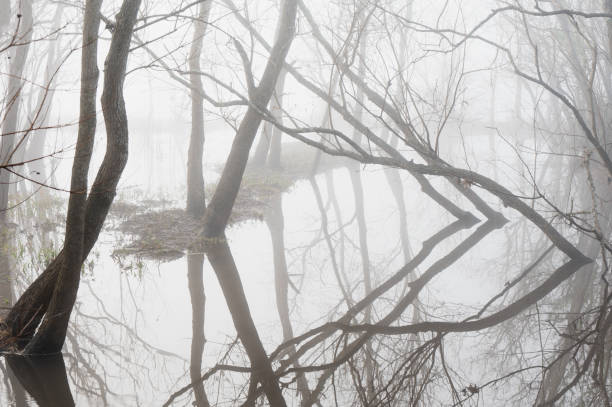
[0,0,611,406]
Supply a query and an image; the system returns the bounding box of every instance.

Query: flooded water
[1,0,609,405]
[0,155,526,406]
[0,113,565,406]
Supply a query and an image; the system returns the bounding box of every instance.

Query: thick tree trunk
[186,0,212,218]
[0,0,33,222]
[23,0,104,355]
[4,0,141,354]
[200,0,296,233]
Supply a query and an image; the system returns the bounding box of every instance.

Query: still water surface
[0,131,522,405]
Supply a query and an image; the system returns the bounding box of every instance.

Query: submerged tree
[199,0,299,404]
[171,1,607,405]
[1,0,142,353]
[1,0,610,406]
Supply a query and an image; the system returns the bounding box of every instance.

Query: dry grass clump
[114,209,199,261]
[113,174,293,261]
[113,143,348,261]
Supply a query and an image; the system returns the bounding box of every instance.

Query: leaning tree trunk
[0,0,33,223]
[186,0,212,218]
[199,0,298,405]
[247,0,289,168]
[3,0,141,353]
[22,0,103,355]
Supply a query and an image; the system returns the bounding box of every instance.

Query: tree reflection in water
[187,250,210,407]
[6,354,74,407]
[0,201,187,405]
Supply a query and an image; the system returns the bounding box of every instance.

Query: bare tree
[199,1,299,404]
[1,0,142,353]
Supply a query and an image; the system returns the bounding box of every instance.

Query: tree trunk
[186,0,212,218]
[23,0,103,355]
[199,1,298,405]
[201,0,296,236]
[5,0,141,354]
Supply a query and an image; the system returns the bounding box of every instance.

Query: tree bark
[23,0,103,355]
[201,0,297,237]
[5,0,141,354]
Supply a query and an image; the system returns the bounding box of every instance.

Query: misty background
[0,0,610,406]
